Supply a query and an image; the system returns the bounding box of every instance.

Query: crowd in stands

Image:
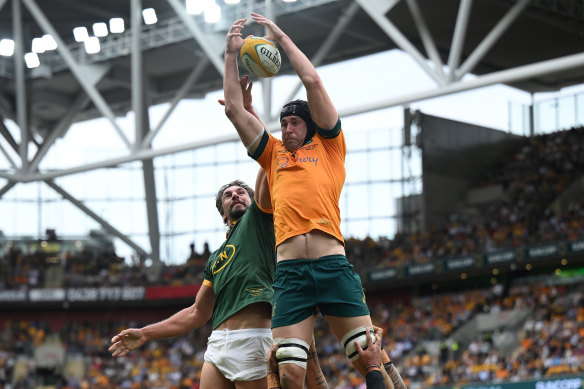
[1,276,582,389]
[347,126,584,273]
[4,128,583,290]
[0,245,208,291]
[1,128,584,388]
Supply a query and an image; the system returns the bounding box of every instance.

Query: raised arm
[251,12,338,130]
[224,18,265,154]
[219,75,270,133]
[109,283,215,357]
[255,167,272,211]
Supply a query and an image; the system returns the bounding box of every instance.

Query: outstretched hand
[251,13,286,43]
[226,18,247,54]
[109,328,148,358]
[218,75,253,110]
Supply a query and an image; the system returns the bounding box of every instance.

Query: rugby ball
[240,36,281,78]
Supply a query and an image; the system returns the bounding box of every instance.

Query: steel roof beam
[44,179,149,258]
[356,0,447,86]
[447,0,473,82]
[406,0,446,79]
[454,0,531,80]
[22,0,132,149]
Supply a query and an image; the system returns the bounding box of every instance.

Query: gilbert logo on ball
[240,36,281,78]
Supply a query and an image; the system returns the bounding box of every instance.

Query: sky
[1,48,583,264]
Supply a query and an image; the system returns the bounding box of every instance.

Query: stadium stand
[1,126,584,388]
[1,275,582,389]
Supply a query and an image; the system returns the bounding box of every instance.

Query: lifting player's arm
[109,284,214,357]
[382,352,408,389]
[305,337,329,389]
[354,327,394,389]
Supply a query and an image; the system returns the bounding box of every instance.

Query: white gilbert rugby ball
[240,36,281,78]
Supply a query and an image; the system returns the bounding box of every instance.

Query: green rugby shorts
[271,254,370,328]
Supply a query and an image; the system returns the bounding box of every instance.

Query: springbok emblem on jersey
[212,245,236,275]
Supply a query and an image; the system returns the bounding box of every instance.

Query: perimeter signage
[434,376,582,389]
[367,238,584,283]
[0,287,146,303]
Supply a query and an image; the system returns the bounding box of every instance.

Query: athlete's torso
[204,200,276,329]
[253,130,347,255]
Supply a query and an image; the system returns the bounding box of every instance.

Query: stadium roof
[1,0,583,134]
[0,0,583,260]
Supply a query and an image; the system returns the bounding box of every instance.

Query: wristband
[365,370,384,389]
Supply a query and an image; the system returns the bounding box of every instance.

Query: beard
[229,204,248,221]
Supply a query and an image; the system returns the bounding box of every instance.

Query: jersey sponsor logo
[212,244,236,275]
[277,155,291,169]
[276,154,319,170]
[298,156,318,166]
[272,302,277,317]
[246,286,266,296]
[313,217,331,225]
[276,142,320,170]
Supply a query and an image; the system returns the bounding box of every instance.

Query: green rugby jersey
[203,200,276,329]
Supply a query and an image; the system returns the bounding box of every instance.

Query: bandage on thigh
[341,326,377,361]
[274,338,309,369]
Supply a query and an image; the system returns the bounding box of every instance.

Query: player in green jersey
[109,170,279,388]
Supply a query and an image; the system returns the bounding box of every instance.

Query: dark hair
[280,99,317,145]
[215,180,255,224]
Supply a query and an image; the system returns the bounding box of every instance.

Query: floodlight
[109,18,125,33]
[225,0,240,4]
[32,37,45,53]
[84,36,100,54]
[73,26,89,42]
[186,0,205,15]
[93,22,109,37]
[283,0,297,2]
[204,2,221,23]
[142,8,158,25]
[24,52,40,68]
[42,34,57,50]
[0,39,15,56]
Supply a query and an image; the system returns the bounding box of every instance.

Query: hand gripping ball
[240,36,281,78]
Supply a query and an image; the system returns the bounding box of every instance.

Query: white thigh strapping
[273,337,309,369]
[341,326,377,361]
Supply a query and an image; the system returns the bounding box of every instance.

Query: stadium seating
[1,127,584,388]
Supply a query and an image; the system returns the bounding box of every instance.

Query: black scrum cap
[280,99,317,145]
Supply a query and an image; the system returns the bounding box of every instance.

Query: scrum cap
[280,99,317,145]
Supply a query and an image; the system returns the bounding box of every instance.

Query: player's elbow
[223,103,239,121]
[187,306,210,328]
[301,72,324,90]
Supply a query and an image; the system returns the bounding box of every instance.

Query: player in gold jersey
[224,13,386,389]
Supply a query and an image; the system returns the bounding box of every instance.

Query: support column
[132,0,160,263]
[12,0,28,170]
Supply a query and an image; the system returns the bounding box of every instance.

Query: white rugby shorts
[204,328,272,381]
